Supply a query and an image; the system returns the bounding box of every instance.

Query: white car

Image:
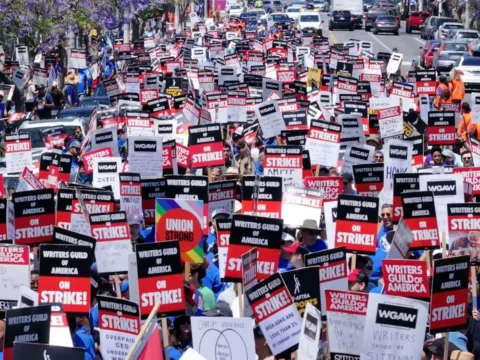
[286,6,302,20]
[455,56,480,93]
[229,4,245,17]
[296,11,323,34]
[313,0,328,11]
[254,8,268,20]
[434,22,464,40]
[290,1,307,8]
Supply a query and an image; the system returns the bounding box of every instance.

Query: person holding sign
[348,269,369,293]
[298,219,327,253]
[371,204,394,283]
[282,242,310,269]
[190,260,215,315]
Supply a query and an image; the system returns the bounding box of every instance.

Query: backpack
[444,89,451,100]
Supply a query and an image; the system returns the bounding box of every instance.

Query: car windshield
[378,16,395,20]
[80,98,110,107]
[420,12,429,18]
[410,12,419,16]
[462,57,480,66]
[444,43,468,51]
[300,15,319,21]
[19,125,79,149]
[273,1,282,4]
[458,32,479,39]
[444,24,464,29]
[57,108,94,119]
[288,8,300,11]
[437,18,455,26]
[231,5,242,9]
[293,1,305,5]
[272,14,289,20]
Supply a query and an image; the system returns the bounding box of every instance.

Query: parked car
[286,6,302,20]
[313,0,328,11]
[455,56,480,93]
[18,118,89,162]
[405,11,430,33]
[372,15,399,35]
[57,106,96,120]
[434,22,464,40]
[419,39,440,66]
[433,41,472,73]
[365,8,394,32]
[422,41,441,68]
[79,96,111,107]
[421,16,454,40]
[328,10,354,31]
[267,13,293,29]
[263,0,283,13]
[290,0,307,8]
[297,11,323,34]
[229,4,245,17]
[447,29,479,44]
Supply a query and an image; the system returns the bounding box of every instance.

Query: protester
[128,214,145,249]
[298,219,327,252]
[33,84,55,119]
[282,241,310,269]
[342,172,357,195]
[347,269,369,293]
[190,260,215,314]
[64,71,79,108]
[25,79,38,112]
[371,204,394,283]
[462,150,474,167]
[373,150,383,163]
[236,140,255,175]
[449,68,465,104]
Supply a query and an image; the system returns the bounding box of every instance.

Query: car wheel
[349,25,354,31]
[373,29,378,34]
[394,31,399,35]
[365,26,370,32]
[328,25,333,30]
[406,26,411,33]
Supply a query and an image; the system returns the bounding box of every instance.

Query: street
[320,13,426,72]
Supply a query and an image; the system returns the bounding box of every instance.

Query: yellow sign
[166,88,182,97]
[403,121,415,138]
[307,68,321,88]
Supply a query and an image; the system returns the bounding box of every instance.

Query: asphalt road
[320,13,426,72]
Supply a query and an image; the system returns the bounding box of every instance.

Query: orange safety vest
[433,83,449,109]
[458,112,472,141]
[449,78,465,101]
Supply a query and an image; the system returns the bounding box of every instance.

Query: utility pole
[438,0,442,16]
[465,0,470,29]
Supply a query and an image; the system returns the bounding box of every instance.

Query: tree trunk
[132,17,141,42]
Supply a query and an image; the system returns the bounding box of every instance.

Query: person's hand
[473,309,479,320]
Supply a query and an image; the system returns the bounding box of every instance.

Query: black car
[268,13,293,29]
[372,15,399,35]
[365,9,394,31]
[328,10,354,31]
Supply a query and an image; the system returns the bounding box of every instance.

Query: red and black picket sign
[336,75,359,93]
[12,189,55,245]
[56,188,115,230]
[278,98,299,114]
[41,126,69,150]
[281,266,321,316]
[339,95,362,108]
[382,259,430,299]
[430,256,470,334]
[427,111,456,145]
[187,124,224,169]
[57,154,73,184]
[89,211,130,246]
[406,134,425,169]
[0,199,8,241]
[392,173,420,224]
[97,296,140,335]
[334,194,379,254]
[52,226,96,258]
[242,175,283,218]
[352,163,384,197]
[390,82,414,98]
[224,214,283,282]
[96,109,119,128]
[283,110,308,130]
[415,70,437,95]
[136,240,185,319]
[147,96,171,117]
[141,178,165,225]
[242,122,259,146]
[38,243,92,315]
[401,191,440,250]
[304,176,343,202]
[208,180,236,212]
[281,130,308,147]
[3,305,51,360]
[38,152,53,186]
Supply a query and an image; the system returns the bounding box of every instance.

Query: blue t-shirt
[278,257,290,271]
[77,70,88,94]
[169,347,183,360]
[304,238,328,253]
[202,261,223,299]
[369,285,384,294]
[65,85,78,106]
[73,325,96,360]
[370,225,391,283]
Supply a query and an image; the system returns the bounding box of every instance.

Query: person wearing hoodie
[370,204,394,284]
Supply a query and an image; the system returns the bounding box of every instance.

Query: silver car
[263,0,283,13]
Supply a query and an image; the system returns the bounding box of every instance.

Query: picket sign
[125,302,161,360]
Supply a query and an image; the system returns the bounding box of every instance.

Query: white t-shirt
[26,84,36,102]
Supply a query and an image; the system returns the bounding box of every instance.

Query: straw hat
[65,73,79,85]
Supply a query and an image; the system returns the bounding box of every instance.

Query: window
[410,12,419,17]
[231,5,242,9]
[333,10,351,16]
[458,32,479,39]
[300,14,319,21]
[377,16,395,21]
[444,23,464,29]
[444,43,468,52]
[462,57,480,66]
[272,14,289,20]
[288,8,300,12]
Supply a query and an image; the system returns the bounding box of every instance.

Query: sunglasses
[374,155,383,159]
[463,157,472,161]
[381,213,391,217]
[366,265,373,271]
[343,181,349,185]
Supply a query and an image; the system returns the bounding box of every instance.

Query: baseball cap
[282,242,310,255]
[348,269,369,284]
[212,208,230,219]
[68,139,81,149]
[202,301,233,317]
[341,172,354,184]
[282,232,295,242]
[127,214,142,226]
